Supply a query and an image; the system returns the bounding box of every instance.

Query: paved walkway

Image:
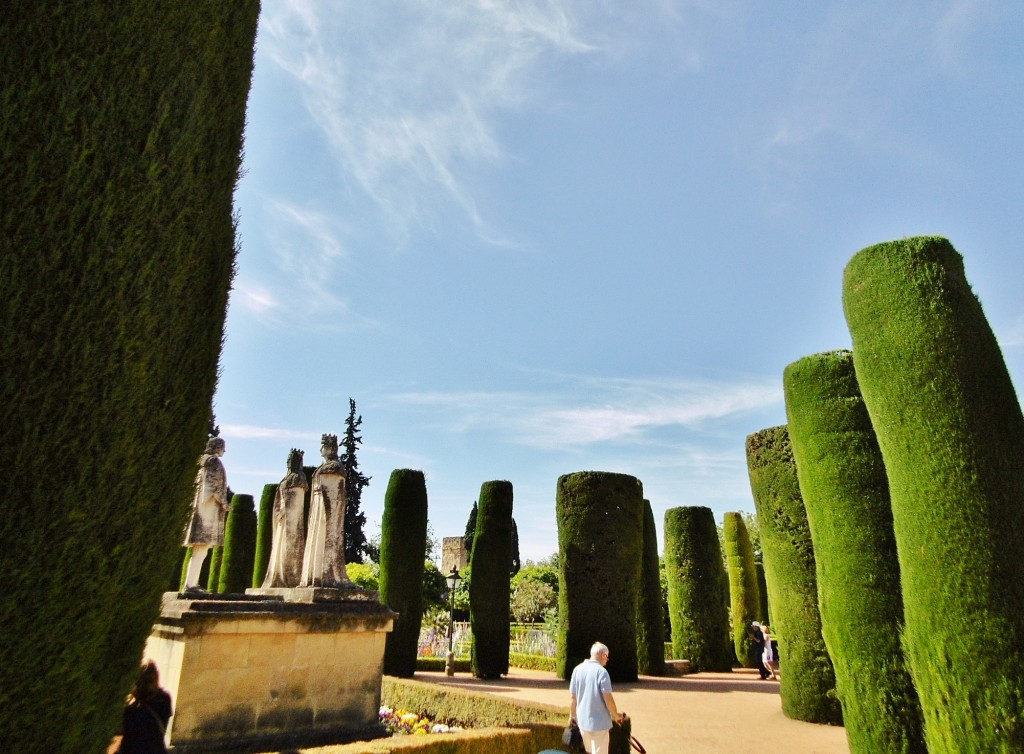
[416,667,849,754]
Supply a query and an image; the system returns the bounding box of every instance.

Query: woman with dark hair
[117,660,173,754]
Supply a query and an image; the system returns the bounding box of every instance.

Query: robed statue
[261,448,309,588]
[299,433,351,588]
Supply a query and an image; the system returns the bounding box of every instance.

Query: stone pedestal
[146,591,395,753]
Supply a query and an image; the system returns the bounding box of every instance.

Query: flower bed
[379,706,463,736]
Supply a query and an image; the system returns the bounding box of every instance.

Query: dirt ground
[415,667,849,754]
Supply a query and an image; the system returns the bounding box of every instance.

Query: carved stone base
[146,592,395,752]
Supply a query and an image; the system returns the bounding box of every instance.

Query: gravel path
[415,667,850,754]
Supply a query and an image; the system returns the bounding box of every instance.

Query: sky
[217,0,1024,564]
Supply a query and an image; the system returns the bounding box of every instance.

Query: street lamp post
[444,566,461,676]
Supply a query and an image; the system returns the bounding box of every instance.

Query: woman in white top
[762,625,779,680]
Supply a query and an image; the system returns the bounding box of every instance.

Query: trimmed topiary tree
[469,480,514,679]
[218,493,257,594]
[380,469,429,677]
[723,512,760,668]
[755,562,770,624]
[556,471,644,682]
[636,500,666,676]
[206,547,224,593]
[664,506,732,673]
[784,349,925,753]
[252,483,277,588]
[843,236,1024,751]
[0,5,258,751]
[747,426,842,725]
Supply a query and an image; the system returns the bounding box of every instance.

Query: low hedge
[305,724,562,754]
[415,657,472,673]
[508,653,557,672]
[381,676,565,728]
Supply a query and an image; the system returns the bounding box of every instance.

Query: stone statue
[182,436,231,591]
[299,433,350,588]
[261,448,309,588]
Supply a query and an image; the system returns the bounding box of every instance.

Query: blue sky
[217,0,1024,563]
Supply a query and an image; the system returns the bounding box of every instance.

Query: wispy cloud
[388,374,781,449]
[221,424,316,441]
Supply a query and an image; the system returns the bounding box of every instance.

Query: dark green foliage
[555,471,644,682]
[755,562,769,624]
[723,512,760,668]
[747,426,842,725]
[218,493,257,594]
[470,480,514,679]
[843,236,1024,751]
[510,518,521,575]
[464,501,478,563]
[785,350,925,753]
[380,469,429,677]
[252,483,277,588]
[342,398,371,564]
[421,560,447,612]
[206,546,223,593]
[0,4,258,750]
[663,507,733,673]
[636,500,666,676]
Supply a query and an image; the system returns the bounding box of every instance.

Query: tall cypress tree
[464,501,478,562]
[723,512,760,668]
[510,518,521,575]
[342,398,371,564]
[0,5,258,751]
[379,469,429,677]
[636,500,666,676]
[747,426,842,725]
[844,237,1024,751]
[469,480,514,679]
[218,493,257,594]
[664,506,732,672]
[785,349,924,753]
[252,483,277,588]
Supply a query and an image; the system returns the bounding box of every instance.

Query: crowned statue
[299,434,351,588]
[261,448,309,588]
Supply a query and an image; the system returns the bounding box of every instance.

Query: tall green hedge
[663,506,732,672]
[755,562,769,624]
[253,483,277,588]
[843,237,1024,751]
[0,4,258,750]
[555,471,644,682]
[747,426,841,725]
[784,350,924,752]
[206,546,224,593]
[380,469,430,677]
[469,480,514,679]
[723,512,760,668]
[636,499,666,676]
[218,493,257,594]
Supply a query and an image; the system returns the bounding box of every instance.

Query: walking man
[569,642,624,754]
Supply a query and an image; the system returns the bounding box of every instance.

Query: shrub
[555,471,644,682]
[784,349,925,752]
[347,562,381,591]
[470,480,514,678]
[510,580,556,623]
[508,653,558,672]
[747,426,841,725]
[663,506,733,672]
[636,500,666,676]
[380,469,430,677]
[0,5,258,750]
[723,512,760,667]
[843,236,1024,750]
[252,483,277,587]
[218,493,257,594]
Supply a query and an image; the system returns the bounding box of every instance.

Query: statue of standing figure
[260,448,309,588]
[182,436,231,591]
[299,434,351,588]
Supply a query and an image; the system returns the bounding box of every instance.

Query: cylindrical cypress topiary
[252,483,277,588]
[556,471,644,682]
[723,512,760,668]
[755,562,770,624]
[664,506,732,672]
[747,426,842,724]
[379,469,429,677]
[0,6,258,750]
[469,480,514,679]
[785,349,925,752]
[843,237,1024,751]
[206,547,223,593]
[218,493,257,594]
[636,499,666,676]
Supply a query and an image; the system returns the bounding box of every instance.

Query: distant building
[441,536,469,575]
